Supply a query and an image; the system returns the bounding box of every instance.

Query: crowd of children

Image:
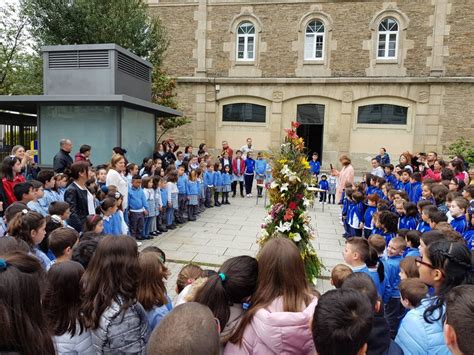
[0,141,473,355]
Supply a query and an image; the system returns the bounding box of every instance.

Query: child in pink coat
[224,238,317,355]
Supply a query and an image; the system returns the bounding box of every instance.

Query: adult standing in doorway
[375,148,391,166]
[331,155,355,204]
[53,139,73,173]
[240,138,253,160]
[221,140,234,160]
[64,161,95,232]
[106,154,129,210]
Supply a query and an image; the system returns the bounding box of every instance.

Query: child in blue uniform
[221,165,232,204]
[186,170,199,221]
[254,152,267,198]
[347,191,364,237]
[204,163,214,208]
[318,174,329,203]
[363,194,378,238]
[213,162,223,207]
[450,197,468,234]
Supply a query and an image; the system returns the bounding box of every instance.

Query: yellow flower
[279,159,287,164]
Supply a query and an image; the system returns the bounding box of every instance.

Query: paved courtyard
[140,195,346,299]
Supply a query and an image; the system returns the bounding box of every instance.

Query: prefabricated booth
[0,44,181,165]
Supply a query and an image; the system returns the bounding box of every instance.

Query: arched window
[304,20,325,60]
[237,22,256,61]
[377,18,399,59]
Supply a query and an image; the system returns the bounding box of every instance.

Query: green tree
[448,137,474,165]
[0,2,42,95]
[21,0,187,133]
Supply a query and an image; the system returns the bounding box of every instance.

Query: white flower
[303,224,311,233]
[280,183,289,192]
[281,165,291,176]
[292,233,302,242]
[303,198,311,207]
[270,181,279,189]
[311,277,318,286]
[276,221,292,233]
[264,215,273,224]
[260,229,269,238]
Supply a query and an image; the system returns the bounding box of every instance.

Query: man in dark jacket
[53,139,73,173]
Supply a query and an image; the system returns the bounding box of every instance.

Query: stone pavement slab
[140,196,346,297]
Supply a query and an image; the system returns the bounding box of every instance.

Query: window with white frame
[377,18,399,59]
[237,22,256,61]
[304,20,325,60]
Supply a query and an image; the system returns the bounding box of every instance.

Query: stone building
[149,0,474,169]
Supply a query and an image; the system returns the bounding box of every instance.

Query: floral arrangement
[258,121,322,283]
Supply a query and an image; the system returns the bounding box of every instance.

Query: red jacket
[2,174,26,205]
[232,158,245,176]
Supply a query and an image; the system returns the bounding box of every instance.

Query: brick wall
[439,83,474,152]
[445,0,474,76]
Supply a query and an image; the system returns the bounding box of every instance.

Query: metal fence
[0,124,38,161]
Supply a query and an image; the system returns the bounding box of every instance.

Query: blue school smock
[450,215,467,234]
[409,182,422,204]
[255,159,267,176]
[385,255,403,300]
[177,174,188,194]
[384,173,398,187]
[462,229,473,250]
[103,213,122,235]
[318,180,329,191]
[404,247,421,257]
[368,268,387,299]
[213,171,223,187]
[364,205,377,230]
[309,160,320,175]
[186,180,200,196]
[245,158,256,174]
[399,216,417,230]
[348,202,364,229]
[222,172,232,186]
[400,181,411,196]
[204,171,214,187]
[416,221,431,233]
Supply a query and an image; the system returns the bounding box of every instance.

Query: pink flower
[291,121,301,129]
[283,208,294,221]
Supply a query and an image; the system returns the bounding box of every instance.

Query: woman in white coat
[106,154,129,210]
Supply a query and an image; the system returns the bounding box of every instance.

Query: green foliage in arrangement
[447,137,474,165]
[258,122,323,284]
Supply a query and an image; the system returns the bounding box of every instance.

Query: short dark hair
[341,272,378,308]
[48,201,70,216]
[430,211,448,224]
[399,278,428,308]
[312,289,373,355]
[147,303,220,355]
[405,230,421,248]
[71,238,99,269]
[37,170,55,185]
[48,228,79,258]
[445,285,474,355]
[132,174,142,181]
[79,144,91,154]
[13,182,33,201]
[4,202,29,223]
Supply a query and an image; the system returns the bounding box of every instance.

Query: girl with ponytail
[194,256,258,347]
[395,240,472,354]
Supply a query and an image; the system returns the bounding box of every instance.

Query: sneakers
[136,241,143,247]
[246,193,253,198]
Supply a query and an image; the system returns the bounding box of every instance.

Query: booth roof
[0,94,182,117]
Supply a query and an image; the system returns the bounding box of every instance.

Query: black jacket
[64,182,89,232]
[53,149,73,173]
[367,310,404,355]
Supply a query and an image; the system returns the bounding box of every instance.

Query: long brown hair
[42,261,85,336]
[81,235,139,329]
[137,252,170,310]
[8,210,45,249]
[0,252,54,354]
[228,238,313,345]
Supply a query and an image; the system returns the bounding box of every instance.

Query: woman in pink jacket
[331,155,355,203]
[224,238,317,355]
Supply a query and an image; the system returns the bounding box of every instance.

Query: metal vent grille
[117,52,150,82]
[48,50,109,69]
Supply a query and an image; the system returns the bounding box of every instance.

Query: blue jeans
[142,216,152,237]
[166,207,174,226]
